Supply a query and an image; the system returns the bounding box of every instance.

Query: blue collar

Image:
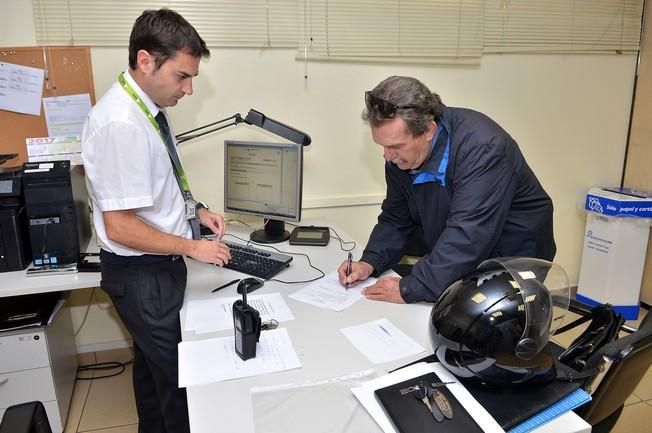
[410,122,450,186]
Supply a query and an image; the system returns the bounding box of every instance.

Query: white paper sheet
[0,61,45,116]
[288,271,377,311]
[351,362,505,433]
[178,328,301,387]
[340,318,425,364]
[42,93,92,136]
[184,292,294,333]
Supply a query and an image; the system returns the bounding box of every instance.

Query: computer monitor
[224,140,302,243]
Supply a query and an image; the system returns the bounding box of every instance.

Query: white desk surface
[0,238,101,298]
[181,223,591,433]
[0,265,101,298]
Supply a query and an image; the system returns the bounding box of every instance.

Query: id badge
[185,198,197,220]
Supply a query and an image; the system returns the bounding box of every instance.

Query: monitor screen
[224,140,302,243]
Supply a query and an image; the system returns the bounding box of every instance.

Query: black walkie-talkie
[233,281,262,360]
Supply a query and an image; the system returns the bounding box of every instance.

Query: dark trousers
[100,257,190,433]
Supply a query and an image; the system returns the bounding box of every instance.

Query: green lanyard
[118,72,191,192]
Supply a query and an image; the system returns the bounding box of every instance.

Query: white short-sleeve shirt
[81,70,191,256]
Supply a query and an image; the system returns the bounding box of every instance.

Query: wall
[1,0,638,350]
[624,0,652,305]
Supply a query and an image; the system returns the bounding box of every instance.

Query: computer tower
[0,168,31,272]
[23,161,90,266]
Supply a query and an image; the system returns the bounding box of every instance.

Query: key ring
[261,319,279,331]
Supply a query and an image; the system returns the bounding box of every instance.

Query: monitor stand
[250,219,290,244]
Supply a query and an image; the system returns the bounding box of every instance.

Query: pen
[345,252,353,289]
[211,278,240,293]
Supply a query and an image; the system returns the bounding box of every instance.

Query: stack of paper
[184,293,294,333]
[178,328,301,387]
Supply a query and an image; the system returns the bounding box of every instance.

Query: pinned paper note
[0,61,45,116]
[43,93,92,136]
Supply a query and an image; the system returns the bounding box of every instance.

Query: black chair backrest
[576,311,652,426]
[0,401,52,433]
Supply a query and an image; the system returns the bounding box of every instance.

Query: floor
[63,308,652,433]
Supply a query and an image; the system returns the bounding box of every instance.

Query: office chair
[0,401,53,433]
[569,301,652,433]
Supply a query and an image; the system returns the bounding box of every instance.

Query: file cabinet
[0,300,77,433]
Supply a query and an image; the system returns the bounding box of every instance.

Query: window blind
[32,0,301,48]
[32,1,644,60]
[484,0,644,54]
[299,0,484,65]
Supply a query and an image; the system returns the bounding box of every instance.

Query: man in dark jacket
[338,76,555,303]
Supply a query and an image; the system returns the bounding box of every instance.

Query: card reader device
[289,225,330,246]
[233,279,262,360]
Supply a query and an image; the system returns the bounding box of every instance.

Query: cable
[328,226,357,252]
[224,233,326,284]
[220,221,356,282]
[73,287,95,336]
[224,218,253,228]
[72,287,114,337]
[76,359,134,380]
[223,220,356,252]
[267,250,325,284]
[40,222,48,254]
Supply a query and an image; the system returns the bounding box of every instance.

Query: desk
[1,236,101,298]
[0,269,100,298]
[1,238,100,433]
[0,264,98,433]
[181,223,591,433]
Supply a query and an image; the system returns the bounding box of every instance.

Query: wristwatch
[195,201,209,211]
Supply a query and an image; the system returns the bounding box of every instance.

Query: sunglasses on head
[365,91,422,117]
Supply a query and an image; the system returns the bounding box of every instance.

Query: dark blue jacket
[360,107,556,303]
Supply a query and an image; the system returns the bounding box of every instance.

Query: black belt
[100,249,182,265]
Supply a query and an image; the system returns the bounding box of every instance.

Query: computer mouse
[237,277,264,294]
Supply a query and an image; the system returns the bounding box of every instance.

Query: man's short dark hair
[363,76,444,136]
[128,8,210,70]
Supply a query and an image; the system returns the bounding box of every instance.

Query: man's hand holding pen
[337,257,405,304]
[337,256,374,289]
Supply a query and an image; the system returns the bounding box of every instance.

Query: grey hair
[363,76,444,136]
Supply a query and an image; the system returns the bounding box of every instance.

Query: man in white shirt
[82,9,230,433]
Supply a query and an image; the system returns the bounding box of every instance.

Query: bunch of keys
[412,380,454,422]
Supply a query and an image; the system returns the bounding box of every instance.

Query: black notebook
[393,353,584,431]
[374,372,484,433]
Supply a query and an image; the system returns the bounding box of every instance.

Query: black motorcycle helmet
[429,258,570,387]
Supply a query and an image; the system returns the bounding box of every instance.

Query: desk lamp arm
[175,109,311,146]
[175,114,244,144]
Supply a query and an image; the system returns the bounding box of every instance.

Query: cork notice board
[0,46,96,165]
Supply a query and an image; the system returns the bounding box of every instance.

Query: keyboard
[222,241,293,279]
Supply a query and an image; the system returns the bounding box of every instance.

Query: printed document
[289,271,377,311]
[184,292,294,333]
[340,318,425,364]
[43,93,92,136]
[0,61,45,116]
[178,328,301,387]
